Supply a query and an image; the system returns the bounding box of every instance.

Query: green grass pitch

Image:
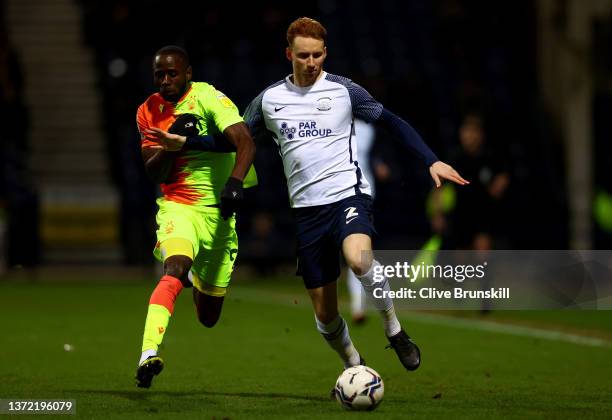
[1,274,611,419]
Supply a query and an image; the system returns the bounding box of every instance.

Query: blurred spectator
[438,112,510,250]
[0,29,40,268]
[79,1,158,264]
[241,211,288,275]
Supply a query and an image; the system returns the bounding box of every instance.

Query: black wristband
[184,134,237,152]
[184,135,215,149]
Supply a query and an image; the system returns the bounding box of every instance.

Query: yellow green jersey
[137,81,257,207]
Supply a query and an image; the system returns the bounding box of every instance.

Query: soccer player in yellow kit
[134,45,256,388]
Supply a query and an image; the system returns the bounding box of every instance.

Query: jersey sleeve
[136,103,156,148]
[347,81,383,122]
[325,74,383,123]
[378,107,439,166]
[243,91,266,140]
[201,85,244,133]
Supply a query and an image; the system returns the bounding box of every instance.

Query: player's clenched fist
[220,177,244,220]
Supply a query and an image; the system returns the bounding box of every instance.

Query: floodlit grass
[1,276,611,419]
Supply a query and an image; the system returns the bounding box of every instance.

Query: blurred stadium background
[1,0,612,272]
[1,2,612,418]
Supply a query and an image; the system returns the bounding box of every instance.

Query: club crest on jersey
[280,120,332,140]
[216,90,234,108]
[316,97,332,111]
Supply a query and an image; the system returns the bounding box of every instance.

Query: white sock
[347,269,367,317]
[139,349,157,366]
[315,315,361,368]
[357,260,402,337]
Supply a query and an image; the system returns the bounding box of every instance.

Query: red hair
[286,17,327,47]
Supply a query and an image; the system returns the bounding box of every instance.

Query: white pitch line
[233,286,612,349]
[404,312,612,348]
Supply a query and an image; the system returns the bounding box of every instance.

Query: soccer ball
[334,365,384,411]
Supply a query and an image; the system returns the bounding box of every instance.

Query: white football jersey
[245,72,383,208]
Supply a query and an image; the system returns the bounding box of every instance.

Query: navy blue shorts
[293,194,375,289]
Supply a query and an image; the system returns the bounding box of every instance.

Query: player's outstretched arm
[145,127,236,152]
[144,127,187,151]
[145,113,236,152]
[376,108,439,166]
[429,161,469,188]
[375,107,468,187]
[140,114,200,183]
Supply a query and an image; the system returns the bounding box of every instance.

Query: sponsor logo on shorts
[345,207,359,224]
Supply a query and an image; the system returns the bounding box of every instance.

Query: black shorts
[293,194,375,289]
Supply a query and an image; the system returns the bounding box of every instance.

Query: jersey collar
[285,71,327,93]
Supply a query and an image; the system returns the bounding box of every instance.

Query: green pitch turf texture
[1,274,611,419]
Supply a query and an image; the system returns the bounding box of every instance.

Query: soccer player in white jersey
[346,119,376,324]
[244,17,468,374]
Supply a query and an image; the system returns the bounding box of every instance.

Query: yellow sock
[141,304,171,352]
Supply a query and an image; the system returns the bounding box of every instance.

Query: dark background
[2,0,611,270]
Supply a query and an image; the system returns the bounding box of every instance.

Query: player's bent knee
[177,276,192,288]
[346,258,370,277]
[342,234,373,275]
[194,289,225,328]
[164,255,193,284]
